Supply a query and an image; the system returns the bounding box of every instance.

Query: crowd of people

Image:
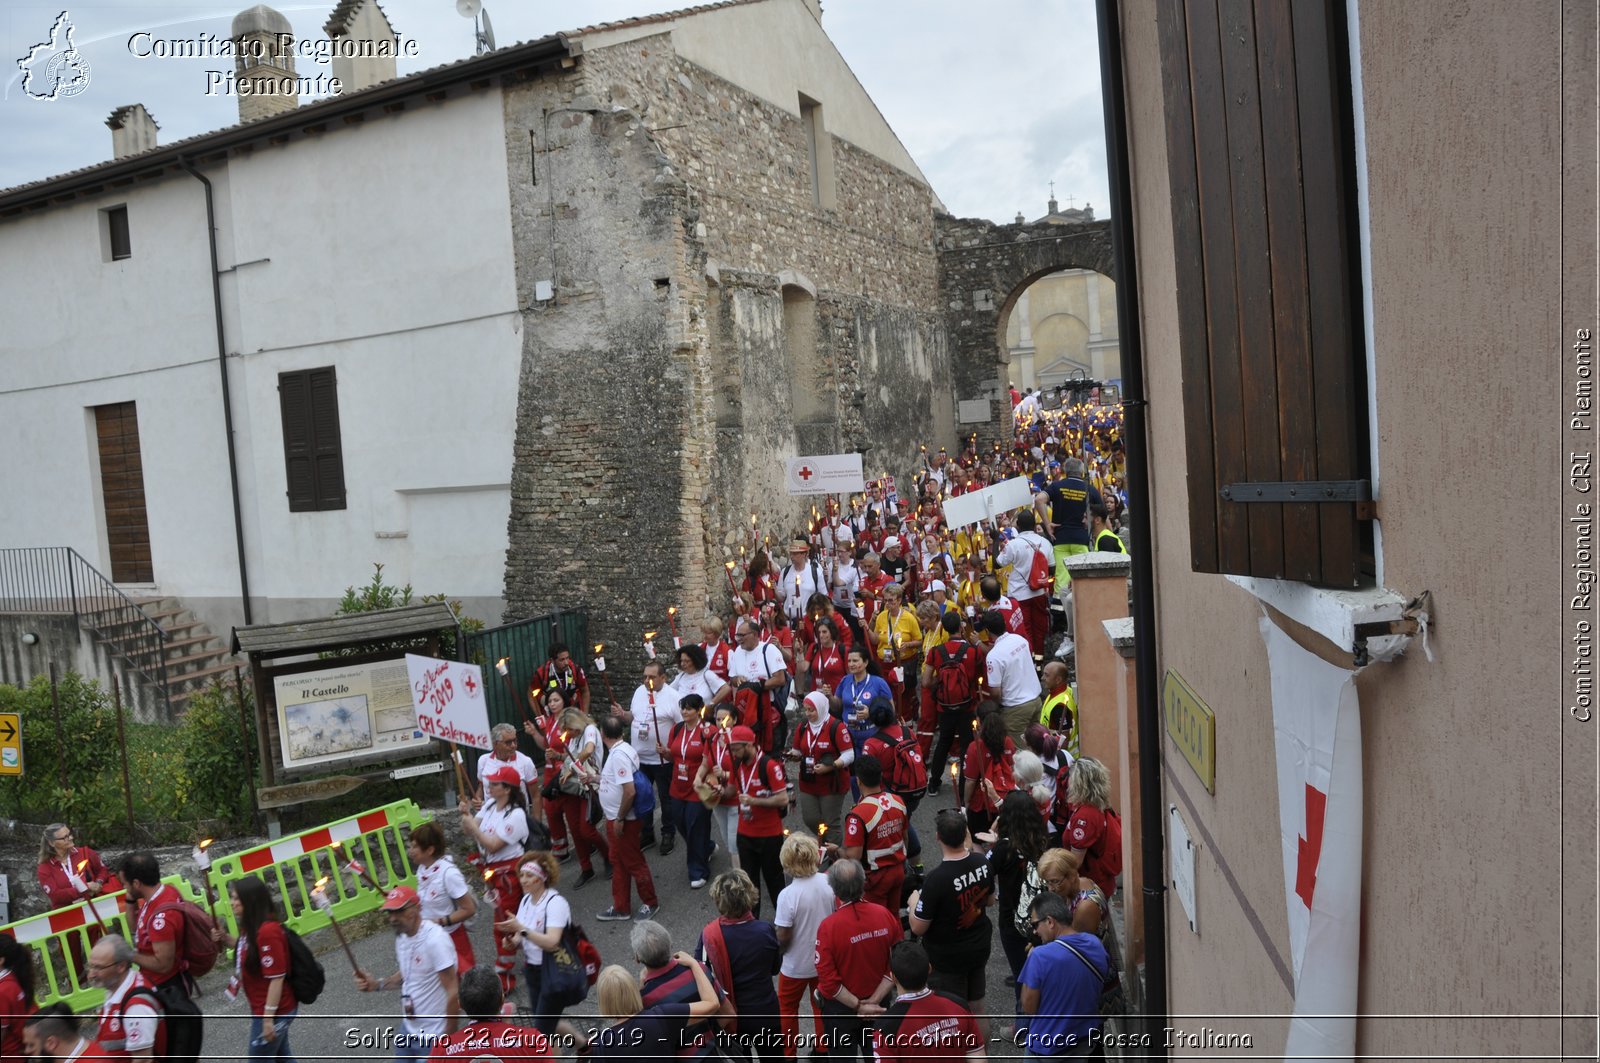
[0,394,1130,1061]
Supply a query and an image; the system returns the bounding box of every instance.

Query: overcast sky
[0,0,1109,223]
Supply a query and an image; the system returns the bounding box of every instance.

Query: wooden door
[94,402,153,583]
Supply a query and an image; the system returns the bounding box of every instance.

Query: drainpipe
[181,159,253,625]
[1095,0,1167,1049]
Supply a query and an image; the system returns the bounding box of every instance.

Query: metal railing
[464,608,588,747]
[0,546,170,706]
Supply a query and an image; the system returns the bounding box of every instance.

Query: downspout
[1094,0,1167,1049]
[181,159,253,625]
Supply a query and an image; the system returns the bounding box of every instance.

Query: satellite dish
[477,8,497,53]
[456,0,481,17]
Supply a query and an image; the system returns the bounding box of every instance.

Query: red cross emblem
[463,673,479,697]
[797,465,815,482]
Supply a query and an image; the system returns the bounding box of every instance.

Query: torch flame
[644,631,658,640]
[725,561,735,571]
[668,607,677,617]
[818,823,827,837]
[594,644,604,654]
[76,859,89,873]
[483,868,496,882]
[950,761,960,779]
[314,876,329,891]
[198,838,214,849]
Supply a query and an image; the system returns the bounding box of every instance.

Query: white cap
[883,535,902,549]
[929,580,948,593]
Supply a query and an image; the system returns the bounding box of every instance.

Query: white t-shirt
[629,684,684,765]
[671,668,726,707]
[516,889,571,966]
[599,740,642,821]
[999,531,1052,601]
[777,560,825,619]
[476,750,536,793]
[830,559,860,613]
[416,857,471,925]
[986,631,1043,707]
[728,642,786,687]
[475,802,529,864]
[567,723,603,782]
[396,919,459,1038]
[773,872,835,979]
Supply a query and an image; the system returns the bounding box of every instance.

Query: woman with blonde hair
[773,834,831,1059]
[591,958,720,1059]
[1037,847,1105,936]
[1061,756,1120,896]
[697,870,782,1062]
[549,706,610,887]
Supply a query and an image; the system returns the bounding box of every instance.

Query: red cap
[380,885,418,911]
[487,766,522,786]
[729,725,758,745]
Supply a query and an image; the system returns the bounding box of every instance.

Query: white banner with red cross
[785,453,865,495]
[1261,616,1363,1063]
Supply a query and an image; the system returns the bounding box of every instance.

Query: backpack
[283,927,326,1005]
[1026,538,1053,592]
[632,768,656,819]
[1049,761,1076,834]
[931,642,977,711]
[156,898,220,977]
[115,986,168,1058]
[1096,808,1124,879]
[523,807,552,852]
[876,728,927,796]
[1013,858,1048,938]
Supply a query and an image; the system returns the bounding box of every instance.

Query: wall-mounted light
[20,632,38,646]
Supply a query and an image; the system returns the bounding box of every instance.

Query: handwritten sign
[405,655,493,750]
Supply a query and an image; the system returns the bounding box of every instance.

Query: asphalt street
[177,794,1026,1061]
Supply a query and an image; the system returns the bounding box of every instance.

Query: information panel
[274,660,431,771]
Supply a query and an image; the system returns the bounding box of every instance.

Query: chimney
[324,0,399,93]
[106,104,158,159]
[1015,211,1025,225]
[232,4,299,123]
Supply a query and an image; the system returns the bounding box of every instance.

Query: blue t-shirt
[1019,933,1108,1055]
[591,1002,692,1060]
[1045,478,1100,547]
[696,918,781,1024]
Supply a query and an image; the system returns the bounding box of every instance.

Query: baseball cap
[380,885,419,911]
[883,535,902,549]
[729,725,758,745]
[929,580,948,593]
[487,766,521,786]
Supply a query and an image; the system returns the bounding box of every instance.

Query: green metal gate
[463,610,588,757]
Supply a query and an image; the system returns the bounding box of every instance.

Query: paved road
[180,795,1025,1061]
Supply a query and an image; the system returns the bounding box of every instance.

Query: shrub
[331,563,485,660]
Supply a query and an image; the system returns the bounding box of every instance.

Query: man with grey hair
[1043,456,1101,586]
[814,860,902,1062]
[90,933,164,1060]
[634,920,725,1058]
[476,721,539,818]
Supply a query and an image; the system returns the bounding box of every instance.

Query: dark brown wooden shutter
[278,367,346,512]
[1157,0,1366,587]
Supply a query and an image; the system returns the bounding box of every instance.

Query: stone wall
[935,215,1115,446]
[498,35,954,644]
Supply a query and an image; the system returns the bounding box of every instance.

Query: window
[102,205,131,261]
[799,94,837,209]
[1155,0,1369,587]
[278,367,347,511]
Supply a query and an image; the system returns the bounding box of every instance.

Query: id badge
[893,666,904,683]
[402,993,416,1021]
[224,975,241,1003]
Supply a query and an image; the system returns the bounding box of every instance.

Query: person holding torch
[460,767,530,995]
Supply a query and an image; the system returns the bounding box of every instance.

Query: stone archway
[936,215,1113,443]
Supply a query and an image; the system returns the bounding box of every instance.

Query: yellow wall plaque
[1163,669,1215,793]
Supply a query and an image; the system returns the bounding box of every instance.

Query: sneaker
[636,902,661,920]
[689,878,707,889]
[596,907,631,921]
[556,849,575,863]
[658,838,675,857]
[640,836,657,851]
[576,869,596,888]
[925,780,941,797]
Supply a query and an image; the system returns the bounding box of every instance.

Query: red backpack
[1026,540,1054,592]
[931,642,978,711]
[156,898,220,977]
[875,728,927,796]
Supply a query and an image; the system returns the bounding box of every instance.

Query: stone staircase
[93,596,243,712]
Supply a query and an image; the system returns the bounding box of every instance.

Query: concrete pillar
[1063,551,1131,779]
[1103,615,1142,967]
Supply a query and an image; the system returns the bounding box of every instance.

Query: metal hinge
[1220,480,1372,504]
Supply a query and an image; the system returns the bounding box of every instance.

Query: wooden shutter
[278,367,346,512]
[1157,0,1366,587]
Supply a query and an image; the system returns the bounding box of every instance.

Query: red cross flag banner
[785,453,866,496]
[405,654,493,750]
[1261,618,1363,1062]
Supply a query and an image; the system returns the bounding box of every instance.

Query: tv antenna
[455,0,496,54]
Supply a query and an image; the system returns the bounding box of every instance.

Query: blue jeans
[248,1010,298,1060]
[641,761,676,843]
[679,797,714,882]
[525,960,566,1035]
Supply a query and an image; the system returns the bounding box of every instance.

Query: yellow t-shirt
[872,607,923,664]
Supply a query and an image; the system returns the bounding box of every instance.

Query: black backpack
[283,927,326,1005]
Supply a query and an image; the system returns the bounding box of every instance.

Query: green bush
[330,563,486,661]
[174,680,258,828]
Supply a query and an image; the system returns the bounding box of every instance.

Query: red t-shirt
[859,570,893,626]
[923,640,982,708]
[745,572,778,605]
[0,968,33,1059]
[428,1020,553,1060]
[814,901,902,1000]
[963,739,1015,815]
[540,712,566,786]
[529,661,589,706]
[806,643,849,694]
[240,920,296,1013]
[791,716,852,796]
[703,640,732,682]
[132,883,187,983]
[843,792,908,873]
[669,721,713,801]
[734,754,788,838]
[1066,804,1117,895]
[801,616,853,656]
[872,989,985,1063]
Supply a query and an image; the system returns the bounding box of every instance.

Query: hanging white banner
[1261,617,1363,1063]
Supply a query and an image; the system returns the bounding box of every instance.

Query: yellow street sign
[0,713,22,777]
[1163,669,1214,793]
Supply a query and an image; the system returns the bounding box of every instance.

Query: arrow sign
[0,713,23,777]
[0,718,14,742]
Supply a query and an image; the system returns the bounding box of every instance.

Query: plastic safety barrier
[207,799,432,938]
[0,874,207,1011]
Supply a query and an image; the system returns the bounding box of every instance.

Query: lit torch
[667,607,681,650]
[593,644,616,703]
[78,859,109,931]
[723,560,741,599]
[311,877,365,977]
[643,631,658,660]
[332,839,383,893]
[193,839,218,919]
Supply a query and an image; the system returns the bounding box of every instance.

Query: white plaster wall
[577,0,931,188]
[0,90,521,630]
